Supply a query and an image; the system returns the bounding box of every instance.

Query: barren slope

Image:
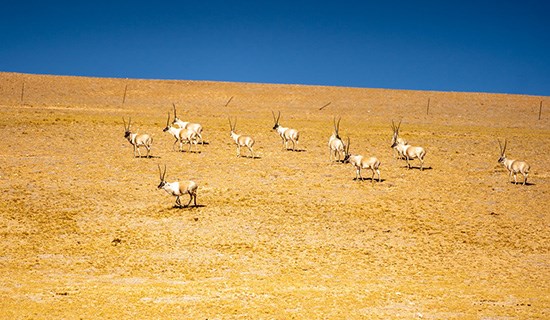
[0,72,549,319]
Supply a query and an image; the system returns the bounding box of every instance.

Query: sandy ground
[0,72,549,319]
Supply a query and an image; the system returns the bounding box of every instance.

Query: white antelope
[172,104,204,144]
[123,117,153,158]
[390,120,408,159]
[157,164,198,208]
[328,117,346,162]
[228,117,256,158]
[272,111,300,151]
[162,112,200,153]
[498,139,530,185]
[343,137,381,184]
[390,121,426,170]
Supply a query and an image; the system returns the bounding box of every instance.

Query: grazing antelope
[163,112,200,153]
[343,137,381,184]
[123,117,153,158]
[172,104,204,144]
[390,120,408,159]
[229,117,256,158]
[157,164,198,208]
[390,121,426,170]
[328,117,346,162]
[272,111,300,151]
[498,139,530,185]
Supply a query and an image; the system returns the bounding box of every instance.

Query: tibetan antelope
[390,121,426,170]
[229,117,256,158]
[272,111,300,151]
[162,112,200,153]
[157,164,198,208]
[172,104,204,144]
[498,139,530,185]
[328,117,346,162]
[343,137,381,184]
[123,117,153,158]
[390,120,408,159]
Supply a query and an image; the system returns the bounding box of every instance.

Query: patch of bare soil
[0,72,548,318]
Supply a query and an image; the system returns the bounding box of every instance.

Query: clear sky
[1,1,549,96]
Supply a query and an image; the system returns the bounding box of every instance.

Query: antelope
[272,111,300,151]
[228,117,256,158]
[157,164,198,208]
[390,120,408,159]
[498,139,530,185]
[162,112,199,153]
[162,112,184,151]
[123,117,153,158]
[328,117,346,162]
[172,104,204,144]
[343,137,381,184]
[390,121,426,170]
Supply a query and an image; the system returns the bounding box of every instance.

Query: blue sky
[1,1,549,95]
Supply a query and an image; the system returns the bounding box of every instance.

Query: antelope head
[123,117,132,139]
[172,103,181,122]
[343,137,352,163]
[272,111,281,130]
[162,112,171,132]
[333,116,341,139]
[390,120,402,148]
[228,117,236,135]
[498,139,507,164]
[157,164,167,189]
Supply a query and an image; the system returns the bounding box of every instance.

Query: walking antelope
[162,112,200,153]
[328,117,346,162]
[390,121,426,170]
[343,137,381,184]
[123,117,153,158]
[172,104,204,144]
[498,139,530,185]
[272,111,300,151]
[390,120,408,159]
[157,164,198,208]
[229,117,256,158]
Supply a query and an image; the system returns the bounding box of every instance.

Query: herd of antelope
[123,107,532,208]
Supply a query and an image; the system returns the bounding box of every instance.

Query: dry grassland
[0,72,549,319]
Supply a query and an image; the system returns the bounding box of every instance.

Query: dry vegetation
[0,72,549,318]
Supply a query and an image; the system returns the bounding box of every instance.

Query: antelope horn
[166,112,171,127]
[123,117,127,130]
[172,103,177,118]
[397,120,402,132]
[277,111,281,123]
[272,111,276,123]
[346,136,350,154]
[158,164,163,180]
[337,117,341,133]
[503,139,507,154]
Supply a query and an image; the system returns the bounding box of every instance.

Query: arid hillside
[0,72,549,319]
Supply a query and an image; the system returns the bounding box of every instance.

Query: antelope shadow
[171,204,206,209]
[508,181,535,186]
[135,155,161,159]
[402,165,433,171]
[352,177,386,183]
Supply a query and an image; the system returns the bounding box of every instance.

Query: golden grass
[0,72,549,318]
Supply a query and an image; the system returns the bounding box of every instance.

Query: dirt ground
[0,72,549,319]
